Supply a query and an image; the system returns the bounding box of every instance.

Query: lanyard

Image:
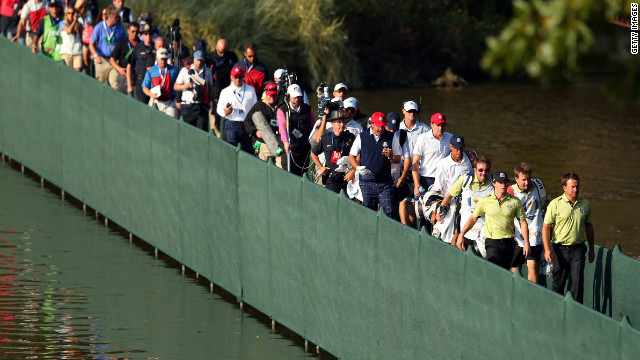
[331,133,344,153]
[233,86,245,104]
[159,68,167,87]
[244,59,253,74]
[103,21,114,43]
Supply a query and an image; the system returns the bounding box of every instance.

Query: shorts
[61,54,82,69]
[393,179,411,203]
[511,244,544,268]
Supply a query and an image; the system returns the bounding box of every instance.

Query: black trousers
[552,243,587,303]
[181,103,209,132]
[485,237,516,269]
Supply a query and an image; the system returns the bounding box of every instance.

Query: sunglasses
[344,107,355,112]
[476,168,490,172]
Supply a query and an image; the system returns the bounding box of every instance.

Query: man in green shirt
[459,171,529,269]
[542,172,594,304]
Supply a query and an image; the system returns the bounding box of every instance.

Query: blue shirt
[399,120,430,156]
[90,20,126,58]
[142,65,180,99]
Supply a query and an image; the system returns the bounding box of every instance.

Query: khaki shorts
[61,54,82,69]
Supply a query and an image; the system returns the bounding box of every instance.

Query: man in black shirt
[127,21,152,103]
[109,21,138,93]
[311,109,356,193]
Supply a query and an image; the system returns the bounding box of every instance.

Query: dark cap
[386,112,401,131]
[328,109,346,122]
[49,0,62,7]
[492,171,510,183]
[449,134,465,149]
[193,38,207,52]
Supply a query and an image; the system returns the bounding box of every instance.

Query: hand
[284,142,290,155]
[319,166,330,176]
[523,244,530,259]
[344,169,355,182]
[456,235,466,250]
[544,248,553,263]
[395,176,405,188]
[588,249,595,263]
[413,185,421,198]
[255,130,262,139]
[94,55,102,64]
[224,104,232,116]
[10,34,19,42]
[382,148,393,159]
[176,102,182,111]
[117,67,126,77]
[127,84,132,93]
[31,44,37,54]
[434,212,444,224]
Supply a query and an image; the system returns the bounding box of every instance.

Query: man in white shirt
[412,112,453,197]
[431,134,473,195]
[217,66,257,152]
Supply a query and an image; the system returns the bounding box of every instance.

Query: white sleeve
[216,89,227,117]
[350,134,362,156]
[431,159,446,192]
[176,67,188,85]
[413,134,425,157]
[392,132,402,155]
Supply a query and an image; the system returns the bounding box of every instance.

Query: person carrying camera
[310,109,356,193]
[174,49,214,132]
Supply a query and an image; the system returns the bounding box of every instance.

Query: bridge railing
[1,37,639,359]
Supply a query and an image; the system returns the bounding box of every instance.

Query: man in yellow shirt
[459,171,529,269]
[542,173,594,304]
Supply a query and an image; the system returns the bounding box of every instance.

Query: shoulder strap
[532,178,546,200]
[399,129,407,147]
[462,173,473,189]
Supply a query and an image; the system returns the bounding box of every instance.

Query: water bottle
[419,187,426,195]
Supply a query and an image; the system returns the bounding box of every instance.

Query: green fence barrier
[2,37,640,359]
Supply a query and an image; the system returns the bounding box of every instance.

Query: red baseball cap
[431,112,446,125]
[231,66,244,77]
[370,112,387,127]
[264,82,278,96]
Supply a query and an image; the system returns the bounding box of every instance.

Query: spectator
[70,0,97,20]
[112,0,133,24]
[109,21,139,93]
[349,112,399,218]
[60,4,83,71]
[127,21,153,103]
[174,49,214,131]
[12,0,47,48]
[332,83,347,100]
[32,1,63,60]
[89,4,126,88]
[1,0,23,40]
[142,48,180,118]
[136,11,160,40]
[386,111,412,223]
[234,41,270,98]
[244,81,286,168]
[277,84,315,176]
[217,66,257,152]
[73,0,93,70]
[208,38,237,137]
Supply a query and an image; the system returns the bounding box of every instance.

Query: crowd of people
[3,0,596,304]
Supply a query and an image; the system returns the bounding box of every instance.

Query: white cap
[403,100,419,112]
[343,97,358,109]
[156,48,169,59]
[274,69,285,79]
[287,84,303,98]
[333,83,348,92]
[330,97,344,108]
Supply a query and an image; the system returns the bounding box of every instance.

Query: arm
[542,223,553,263]
[411,154,422,197]
[31,33,39,53]
[89,41,102,63]
[457,216,479,250]
[11,18,26,42]
[126,63,133,93]
[276,108,290,154]
[585,223,595,263]
[349,154,359,169]
[520,219,530,258]
[310,152,329,176]
[110,55,126,77]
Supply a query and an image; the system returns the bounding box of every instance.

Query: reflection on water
[0,162,331,359]
[353,81,640,258]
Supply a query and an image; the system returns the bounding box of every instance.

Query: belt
[554,243,585,248]
[486,237,514,242]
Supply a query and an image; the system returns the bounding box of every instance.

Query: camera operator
[310,109,356,193]
[174,49,214,132]
[271,69,309,105]
[167,19,188,68]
